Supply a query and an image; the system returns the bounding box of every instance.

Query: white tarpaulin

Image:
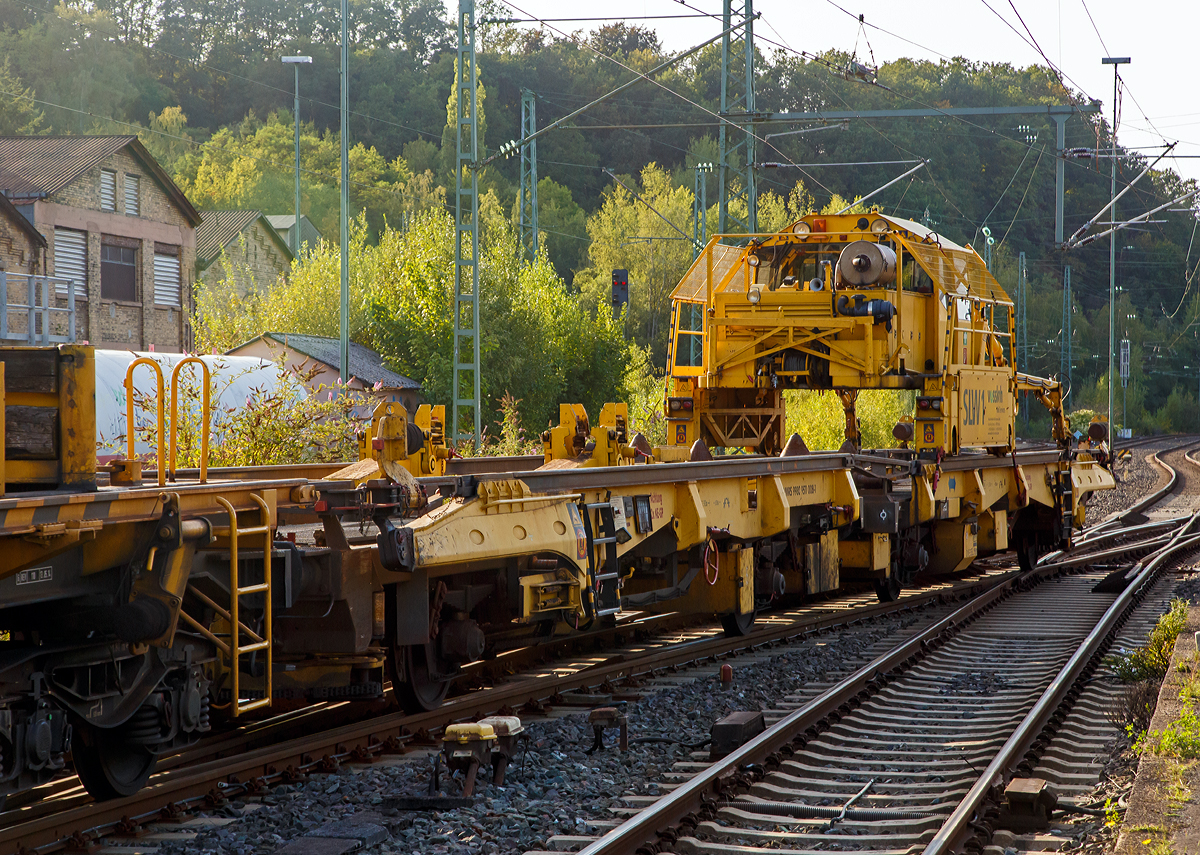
[94,350,295,459]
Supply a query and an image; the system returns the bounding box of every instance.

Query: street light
[1103,55,1130,443]
[281,56,313,258]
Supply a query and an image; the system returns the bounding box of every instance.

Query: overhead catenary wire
[494,0,834,195]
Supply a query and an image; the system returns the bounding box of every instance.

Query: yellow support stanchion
[170,357,212,483]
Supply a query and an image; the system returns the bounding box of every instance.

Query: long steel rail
[574,440,1200,855]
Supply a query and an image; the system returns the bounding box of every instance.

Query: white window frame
[153,249,181,307]
[100,169,117,212]
[124,173,140,216]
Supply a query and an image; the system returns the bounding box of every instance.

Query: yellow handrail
[125,357,165,487]
[170,357,212,483]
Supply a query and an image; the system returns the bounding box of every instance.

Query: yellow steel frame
[179,494,274,716]
[170,357,212,483]
[125,357,166,487]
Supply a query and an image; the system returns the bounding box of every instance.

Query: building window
[100,169,117,211]
[153,245,181,307]
[101,242,137,301]
[124,174,140,216]
[53,227,87,299]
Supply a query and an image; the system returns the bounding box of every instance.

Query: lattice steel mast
[718,0,755,235]
[453,0,481,447]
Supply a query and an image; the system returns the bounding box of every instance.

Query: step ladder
[179,494,273,716]
[582,501,622,617]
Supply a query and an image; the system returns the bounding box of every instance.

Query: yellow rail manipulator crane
[368,210,1113,705]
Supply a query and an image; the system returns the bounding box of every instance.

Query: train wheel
[71,721,156,800]
[394,644,451,713]
[720,609,756,637]
[1015,534,1040,573]
[873,576,902,602]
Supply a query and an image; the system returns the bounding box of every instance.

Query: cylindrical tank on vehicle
[836,240,897,287]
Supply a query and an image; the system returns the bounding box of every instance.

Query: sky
[467,0,1200,185]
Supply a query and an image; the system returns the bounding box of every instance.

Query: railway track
[0,567,1017,852]
[0,440,1182,854]
[554,440,1200,855]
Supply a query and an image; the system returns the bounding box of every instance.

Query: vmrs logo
[963,387,1003,425]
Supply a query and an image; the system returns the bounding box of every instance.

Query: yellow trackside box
[0,345,96,494]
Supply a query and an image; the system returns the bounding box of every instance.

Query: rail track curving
[560,440,1200,855]
[3,439,1190,855]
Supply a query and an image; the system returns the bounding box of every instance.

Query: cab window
[674,302,704,369]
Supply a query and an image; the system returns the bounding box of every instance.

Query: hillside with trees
[2,0,1198,440]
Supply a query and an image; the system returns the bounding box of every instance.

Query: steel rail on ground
[576,446,1199,855]
[0,571,1008,855]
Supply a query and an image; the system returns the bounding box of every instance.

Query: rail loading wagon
[0,212,1112,802]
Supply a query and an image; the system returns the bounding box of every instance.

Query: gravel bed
[156,616,920,855]
[1084,443,1169,525]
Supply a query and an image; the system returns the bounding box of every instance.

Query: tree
[576,164,696,361]
[175,110,412,240]
[0,57,47,135]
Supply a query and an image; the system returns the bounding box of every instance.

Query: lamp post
[281,56,312,258]
[1103,55,1130,442]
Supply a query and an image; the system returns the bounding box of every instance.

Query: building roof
[0,135,201,226]
[231,332,422,391]
[0,193,46,248]
[196,209,294,269]
[265,214,324,250]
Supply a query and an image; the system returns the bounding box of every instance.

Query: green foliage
[620,344,667,448]
[576,165,696,360]
[478,393,540,456]
[1109,599,1190,683]
[1136,704,1200,761]
[196,208,627,440]
[129,360,363,467]
[174,110,419,242]
[784,390,915,450]
[0,56,46,134]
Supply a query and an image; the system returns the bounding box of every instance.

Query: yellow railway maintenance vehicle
[0,210,1113,803]
[369,213,1114,704]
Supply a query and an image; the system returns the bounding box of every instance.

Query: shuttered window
[53,228,87,299]
[100,169,116,211]
[124,174,140,216]
[153,250,181,307]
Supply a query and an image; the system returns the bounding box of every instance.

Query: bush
[1108,599,1189,683]
[784,390,914,450]
[127,359,365,467]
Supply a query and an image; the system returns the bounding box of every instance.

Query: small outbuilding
[227,332,423,413]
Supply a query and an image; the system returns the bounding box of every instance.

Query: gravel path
[155,617,921,855]
[1085,441,1172,525]
[146,448,1175,855]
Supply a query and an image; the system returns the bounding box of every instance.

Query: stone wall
[197,218,291,296]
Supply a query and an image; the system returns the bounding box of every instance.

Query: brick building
[0,192,45,275]
[0,135,201,351]
[196,210,293,295]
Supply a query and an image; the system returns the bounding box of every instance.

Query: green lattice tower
[452,0,481,448]
[718,0,755,235]
[1061,266,1072,409]
[518,89,539,262]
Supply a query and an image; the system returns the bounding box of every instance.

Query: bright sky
[474,0,1200,184]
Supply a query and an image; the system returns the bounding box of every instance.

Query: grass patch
[1108,599,1189,683]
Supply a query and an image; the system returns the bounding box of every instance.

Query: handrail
[124,357,165,487]
[170,357,212,483]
